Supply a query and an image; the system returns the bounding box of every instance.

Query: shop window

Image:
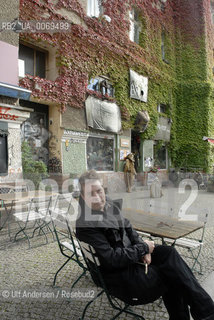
[154,143,167,169]
[129,8,141,44]
[87,0,102,17]
[87,136,114,171]
[19,44,46,78]
[0,123,8,175]
[87,76,114,97]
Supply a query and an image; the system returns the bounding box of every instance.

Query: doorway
[131,130,141,172]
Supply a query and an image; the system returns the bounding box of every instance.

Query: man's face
[82,180,106,211]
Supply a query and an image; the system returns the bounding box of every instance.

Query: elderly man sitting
[76,169,214,320]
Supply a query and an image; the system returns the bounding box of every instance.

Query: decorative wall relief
[130,69,148,102]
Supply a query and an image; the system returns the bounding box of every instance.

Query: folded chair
[51,195,87,288]
[78,241,146,320]
[13,195,53,248]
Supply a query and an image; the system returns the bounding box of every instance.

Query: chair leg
[79,289,104,320]
[53,257,71,287]
[14,223,31,249]
[189,247,203,274]
[71,269,86,290]
[123,307,146,320]
[109,301,146,320]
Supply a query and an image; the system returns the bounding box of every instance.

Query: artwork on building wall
[120,149,130,160]
[130,69,148,102]
[85,96,121,133]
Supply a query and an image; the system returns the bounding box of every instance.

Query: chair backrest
[199,212,208,242]
[51,209,83,261]
[78,240,105,289]
[112,198,123,210]
[32,195,53,215]
[79,241,100,266]
[53,193,73,214]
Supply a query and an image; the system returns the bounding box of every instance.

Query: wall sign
[120,138,130,148]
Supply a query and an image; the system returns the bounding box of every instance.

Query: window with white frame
[87,0,102,17]
[129,8,141,44]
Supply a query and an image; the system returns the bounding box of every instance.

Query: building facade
[1,0,214,190]
[0,0,31,184]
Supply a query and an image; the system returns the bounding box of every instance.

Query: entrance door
[20,101,49,165]
[131,130,141,172]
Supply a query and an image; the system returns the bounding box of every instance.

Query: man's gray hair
[79,169,101,191]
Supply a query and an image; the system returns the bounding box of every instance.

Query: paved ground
[0,186,213,320]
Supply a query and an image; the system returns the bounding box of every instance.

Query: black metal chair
[51,195,87,288]
[78,240,146,320]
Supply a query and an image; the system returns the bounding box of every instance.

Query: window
[157,104,167,113]
[87,136,114,171]
[154,143,167,169]
[161,31,169,63]
[129,9,141,44]
[87,0,102,17]
[87,76,114,97]
[211,1,214,23]
[161,31,165,60]
[19,44,46,78]
[0,122,8,175]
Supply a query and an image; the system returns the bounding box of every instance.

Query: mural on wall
[21,112,49,165]
[85,96,121,133]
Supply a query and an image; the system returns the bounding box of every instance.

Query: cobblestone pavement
[0,191,214,320]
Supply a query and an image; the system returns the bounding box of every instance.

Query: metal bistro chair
[51,194,87,288]
[0,183,28,236]
[164,213,208,274]
[13,195,53,248]
[78,241,146,320]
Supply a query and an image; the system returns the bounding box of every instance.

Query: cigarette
[145,263,148,274]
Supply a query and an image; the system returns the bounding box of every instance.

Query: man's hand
[141,253,151,265]
[144,240,155,253]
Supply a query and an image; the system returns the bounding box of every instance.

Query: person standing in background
[124,153,136,193]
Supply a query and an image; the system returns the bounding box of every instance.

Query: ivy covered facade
[17,0,214,188]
